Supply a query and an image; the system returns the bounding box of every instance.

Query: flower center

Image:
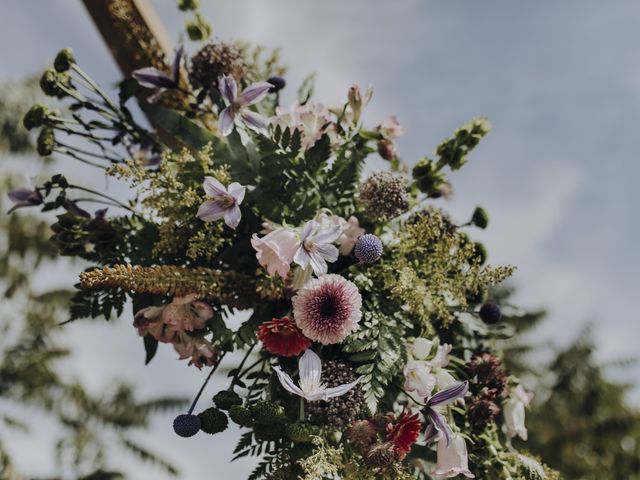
[215,194,235,208]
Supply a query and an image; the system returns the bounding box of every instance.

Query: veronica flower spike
[218,75,272,136]
[423,381,469,447]
[132,45,183,89]
[273,349,362,402]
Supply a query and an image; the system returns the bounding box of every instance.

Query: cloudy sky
[1,1,639,478]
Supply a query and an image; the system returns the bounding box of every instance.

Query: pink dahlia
[292,274,362,345]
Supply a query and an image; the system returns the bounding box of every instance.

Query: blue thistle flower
[354,234,383,264]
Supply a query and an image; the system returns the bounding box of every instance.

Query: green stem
[53,148,106,170]
[229,342,257,389]
[188,351,227,415]
[67,184,133,212]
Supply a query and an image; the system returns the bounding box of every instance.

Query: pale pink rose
[432,435,475,478]
[162,294,213,332]
[403,360,436,398]
[251,227,300,278]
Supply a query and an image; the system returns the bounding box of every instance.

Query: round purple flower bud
[354,234,383,264]
[479,303,502,324]
[173,413,201,437]
[267,76,286,93]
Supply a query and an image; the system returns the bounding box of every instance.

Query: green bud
[253,422,286,442]
[37,127,55,156]
[472,242,488,265]
[228,405,253,427]
[197,407,228,435]
[412,157,434,179]
[212,390,242,411]
[54,48,75,72]
[177,0,199,11]
[23,104,49,130]
[39,69,69,98]
[186,14,212,41]
[251,400,286,425]
[471,206,489,229]
[286,422,319,443]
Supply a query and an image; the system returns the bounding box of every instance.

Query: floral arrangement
[12,9,560,479]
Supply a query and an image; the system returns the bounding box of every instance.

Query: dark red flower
[257,316,312,357]
[386,409,422,458]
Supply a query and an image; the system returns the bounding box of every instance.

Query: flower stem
[229,342,257,389]
[188,351,227,415]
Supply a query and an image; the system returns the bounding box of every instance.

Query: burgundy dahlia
[292,274,362,345]
[257,316,311,357]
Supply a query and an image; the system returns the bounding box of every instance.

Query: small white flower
[411,337,433,360]
[293,220,342,276]
[504,384,533,441]
[273,350,361,402]
[403,360,436,398]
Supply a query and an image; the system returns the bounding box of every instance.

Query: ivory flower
[293,220,341,276]
[504,385,533,441]
[403,360,436,398]
[431,435,475,478]
[273,349,361,402]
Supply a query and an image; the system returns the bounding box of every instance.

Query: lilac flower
[196,176,246,229]
[423,381,469,447]
[218,75,272,136]
[8,188,43,213]
[132,46,183,89]
[273,349,362,402]
[293,220,342,276]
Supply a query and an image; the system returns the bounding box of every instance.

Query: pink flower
[431,435,475,478]
[161,294,213,332]
[317,213,365,256]
[378,115,405,140]
[292,274,362,345]
[251,227,300,278]
[197,176,246,229]
[271,102,332,149]
[173,333,217,369]
[133,305,175,343]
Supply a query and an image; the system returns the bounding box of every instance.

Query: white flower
[431,435,475,478]
[273,350,362,402]
[504,385,533,441]
[317,213,365,256]
[251,227,300,278]
[293,220,342,276]
[403,360,436,398]
[432,343,452,368]
[218,75,271,136]
[411,337,434,360]
[271,102,332,149]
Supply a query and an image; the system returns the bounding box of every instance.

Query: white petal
[299,350,322,386]
[197,200,226,222]
[223,204,242,229]
[227,182,246,204]
[308,251,328,276]
[203,177,227,197]
[293,246,311,269]
[315,243,339,264]
[219,75,237,104]
[323,376,363,399]
[273,366,304,397]
[219,107,235,136]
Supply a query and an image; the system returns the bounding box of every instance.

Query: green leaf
[143,334,158,365]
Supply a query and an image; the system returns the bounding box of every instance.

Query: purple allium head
[267,76,286,93]
[173,413,201,437]
[292,274,362,345]
[354,234,383,264]
[479,303,502,324]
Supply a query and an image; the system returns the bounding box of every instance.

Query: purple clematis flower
[218,75,272,136]
[132,46,183,90]
[196,176,246,229]
[422,381,469,447]
[8,188,43,213]
[293,220,342,276]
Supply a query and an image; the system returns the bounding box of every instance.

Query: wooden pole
[81,0,188,140]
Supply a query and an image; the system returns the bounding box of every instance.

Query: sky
[1,1,639,478]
